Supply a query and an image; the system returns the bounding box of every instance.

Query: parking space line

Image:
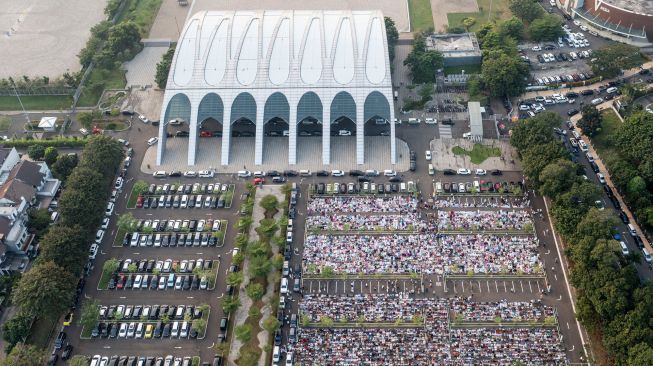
[520,281,524,293]
[529,281,533,293]
[537,281,541,293]
[487,281,491,293]
[495,281,499,292]
[477,280,481,293]
[503,281,507,292]
[461,281,465,293]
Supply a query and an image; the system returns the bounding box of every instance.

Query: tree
[68,355,91,366]
[262,316,280,332]
[462,17,476,31]
[249,256,272,278]
[222,296,241,313]
[155,46,175,89]
[78,136,124,180]
[578,105,602,137]
[522,142,567,188]
[103,258,119,274]
[27,208,51,237]
[59,167,107,229]
[79,299,100,333]
[481,53,529,97]
[117,212,138,232]
[26,145,45,160]
[51,153,78,181]
[384,17,399,62]
[528,14,564,41]
[0,343,45,366]
[192,318,207,333]
[627,176,648,198]
[538,159,580,197]
[226,271,244,287]
[37,225,88,274]
[510,112,561,153]
[2,312,32,352]
[235,324,252,342]
[43,147,58,166]
[105,21,142,59]
[403,33,444,84]
[12,261,76,319]
[497,17,524,40]
[245,283,265,301]
[509,0,544,23]
[259,195,279,211]
[590,43,643,79]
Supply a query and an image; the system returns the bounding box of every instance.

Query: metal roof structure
[157,10,395,166]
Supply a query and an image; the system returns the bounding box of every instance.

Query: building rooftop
[601,0,653,15]
[0,179,36,205]
[8,160,44,188]
[425,33,481,58]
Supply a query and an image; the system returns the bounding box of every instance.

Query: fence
[0,87,75,97]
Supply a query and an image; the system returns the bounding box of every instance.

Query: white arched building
[157,10,395,167]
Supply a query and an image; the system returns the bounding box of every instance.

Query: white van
[591,98,603,105]
[606,87,618,94]
[428,164,434,176]
[171,321,180,338]
[435,182,443,193]
[153,171,167,178]
[628,224,637,237]
[280,278,288,294]
[619,241,629,256]
[407,118,420,124]
[299,170,312,177]
[273,346,281,363]
[237,170,251,178]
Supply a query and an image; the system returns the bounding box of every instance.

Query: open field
[447,0,511,32]
[408,0,434,32]
[0,95,73,111]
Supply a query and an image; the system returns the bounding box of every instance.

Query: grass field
[408,0,435,32]
[77,67,127,107]
[452,143,502,164]
[447,0,511,32]
[0,95,73,111]
[444,64,482,75]
[592,109,623,166]
[118,0,163,37]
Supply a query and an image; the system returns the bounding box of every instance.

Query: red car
[136,195,144,208]
[116,275,126,289]
[199,131,212,137]
[253,177,265,185]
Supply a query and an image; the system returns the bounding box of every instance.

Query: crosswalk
[438,124,452,139]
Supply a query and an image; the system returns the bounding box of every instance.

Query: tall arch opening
[230,92,257,163]
[263,92,290,164]
[296,92,323,163]
[160,93,191,164]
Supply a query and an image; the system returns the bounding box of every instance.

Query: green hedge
[1,137,89,148]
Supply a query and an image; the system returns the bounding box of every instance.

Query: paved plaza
[430,138,522,171]
[124,46,169,88]
[141,137,410,173]
[0,0,106,77]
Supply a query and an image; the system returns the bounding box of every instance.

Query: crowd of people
[437,210,533,232]
[450,298,555,322]
[306,213,429,232]
[303,234,442,274]
[433,196,531,209]
[307,196,418,215]
[440,234,542,275]
[295,327,453,366]
[299,294,448,323]
[450,327,567,365]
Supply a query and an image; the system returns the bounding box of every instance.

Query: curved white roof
[165,10,392,90]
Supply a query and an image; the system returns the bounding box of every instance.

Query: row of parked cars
[125,231,220,248]
[114,258,213,274]
[146,183,229,196]
[435,180,524,194]
[534,70,595,86]
[313,181,415,195]
[137,193,228,209]
[88,355,221,366]
[99,303,202,321]
[92,318,201,340]
[109,272,210,291]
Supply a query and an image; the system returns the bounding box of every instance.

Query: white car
[338,130,352,136]
[184,171,197,178]
[475,169,487,176]
[331,170,345,177]
[147,137,158,146]
[88,244,99,260]
[579,25,588,31]
[457,168,471,175]
[95,229,105,244]
[139,115,149,123]
[198,170,214,178]
[114,177,123,190]
[425,151,432,160]
[531,45,541,51]
[573,20,581,26]
[597,173,606,184]
[383,170,397,177]
[237,170,251,178]
[105,202,114,216]
[424,118,437,124]
[519,104,530,111]
[253,171,266,177]
[79,128,89,136]
[101,217,110,230]
[153,171,167,178]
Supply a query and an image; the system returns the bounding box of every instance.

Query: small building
[425,33,482,67]
[38,116,57,132]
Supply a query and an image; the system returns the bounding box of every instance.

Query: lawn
[126,186,142,208]
[119,0,164,37]
[444,64,482,75]
[452,143,502,164]
[592,109,623,167]
[113,228,127,247]
[447,0,511,32]
[77,67,127,108]
[0,95,73,111]
[408,0,434,33]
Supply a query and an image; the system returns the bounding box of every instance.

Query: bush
[2,137,88,148]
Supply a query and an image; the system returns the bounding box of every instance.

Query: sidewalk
[518,61,653,101]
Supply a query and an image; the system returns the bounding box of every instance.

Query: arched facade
[157,10,395,167]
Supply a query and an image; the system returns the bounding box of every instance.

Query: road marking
[520,281,524,293]
[529,281,533,293]
[537,281,541,293]
[174,346,182,349]
[187,296,194,299]
[503,281,507,292]
[133,253,140,255]
[495,281,499,292]
[147,213,153,216]
[477,280,481,293]
[334,281,338,293]
[554,274,558,281]
[216,293,224,299]
[567,322,570,329]
[120,296,126,299]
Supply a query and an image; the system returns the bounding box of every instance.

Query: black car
[47,354,58,366]
[169,170,182,177]
[441,118,454,125]
[54,331,66,349]
[175,131,190,137]
[567,109,579,116]
[316,170,329,177]
[61,345,73,360]
[162,323,171,337]
[619,211,629,224]
[389,176,402,182]
[349,170,364,176]
[274,330,282,345]
[443,169,456,175]
[565,92,578,98]
[289,207,296,219]
[357,176,370,182]
[490,169,503,176]
[267,170,280,176]
[283,170,298,177]
[589,161,600,173]
[240,131,254,137]
[409,161,416,171]
[580,89,594,96]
